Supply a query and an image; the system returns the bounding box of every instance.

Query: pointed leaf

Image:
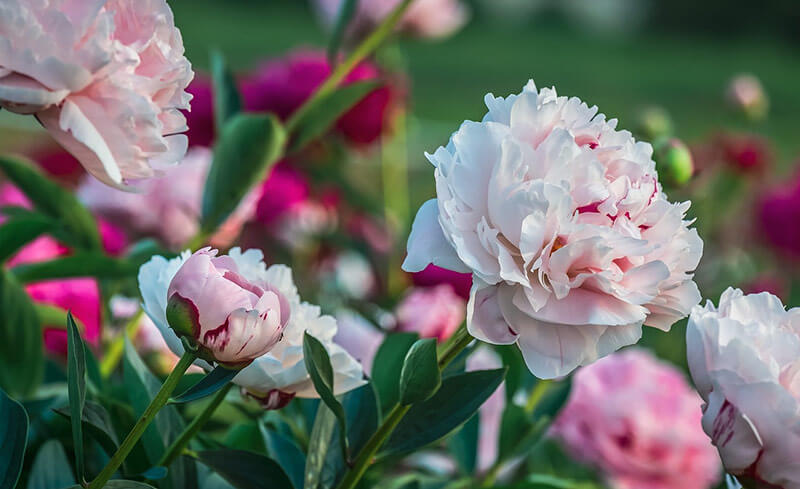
[371,332,418,413]
[54,401,119,456]
[202,113,286,234]
[399,338,440,405]
[0,387,28,489]
[303,332,348,457]
[26,440,75,489]
[260,424,306,489]
[171,365,237,404]
[11,252,139,283]
[303,403,337,489]
[0,215,53,262]
[66,311,86,479]
[211,50,242,131]
[327,0,358,62]
[198,449,293,489]
[448,414,478,475]
[0,269,43,397]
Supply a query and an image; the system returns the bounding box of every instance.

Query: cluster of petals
[687,288,800,489]
[552,349,721,489]
[0,0,193,187]
[404,80,703,378]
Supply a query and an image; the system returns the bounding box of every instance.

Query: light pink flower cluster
[396,285,466,342]
[687,288,800,489]
[0,0,193,188]
[313,0,468,40]
[552,349,721,489]
[404,81,703,378]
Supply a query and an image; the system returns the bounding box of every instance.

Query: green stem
[88,351,196,489]
[158,383,233,468]
[524,379,552,414]
[285,0,414,133]
[100,309,144,378]
[335,325,473,489]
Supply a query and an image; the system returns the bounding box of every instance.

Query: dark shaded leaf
[66,482,156,488]
[531,378,572,420]
[0,387,29,489]
[211,50,242,130]
[260,423,306,489]
[54,401,119,456]
[0,215,52,263]
[448,414,478,475]
[399,338,440,405]
[382,368,506,457]
[371,332,418,413]
[303,403,337,489]
[66,312,86,479]
[0,269,43,397]
[201,113,286,234]
[26,440,75,489]
[198,450,293,489]
[171,365,237,404]
[303,332,348,457]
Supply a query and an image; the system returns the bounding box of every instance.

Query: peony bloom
[396,285,466,342]
[552,349,721,489]
[184,74,215,147]
[687,288,800,489]
[403,81,703,378]
[411,264,472,300]
[139,247,365,407]
[313,0,469,40]
[241,50,394,146]
[333,310,385,376]
[726,74,768,121]
[78,146,256,249]
[719,133,771,173]
[0,0,193,189]
[758,173,800,259]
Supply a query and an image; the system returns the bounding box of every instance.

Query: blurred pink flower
[552,349,720,489]
[758,171,800,259]
[333,310,385,375]
[742,275,787,301]
[241,50,394,146]
[396,285,466,342]
[255,162,311,226]
[719,133,771,173]
[466,347,506,473]
[79,147,256,249]
[411,264,472,299]
[31,148,84,184]
[314,0,469,40]
[184,74,215,147]
[0,0,193,188]
[726,74,768,121]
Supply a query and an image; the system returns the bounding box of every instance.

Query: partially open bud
[726,74,768,121]
[655,138,694,187]
[165,248,287,368]
[635,105,673,141]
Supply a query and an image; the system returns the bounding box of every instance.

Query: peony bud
[655,138,694,186]
[165,248,287,368]
[726,74,768,121]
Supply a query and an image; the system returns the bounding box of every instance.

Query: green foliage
[26,440,76,489]
[0,269,43,397]
[66,312,87,480]
[198,450,294,489]
[171,366,238,404]
[371,332,418,413]
[211,50,242,131]
[398,338,441,405]
[0,387,29,489]
[303,332,349,458]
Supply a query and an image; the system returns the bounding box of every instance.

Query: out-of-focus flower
[0,0,193,188]
[241,50,394,146]
[742,275,787,301]
[466,347,506,473]
[139,247,365,407]
[718,133,771,173]
[141,248,287,368]
[634,106,673,142]
[319,251,377,300]
[687,288,800,489]
[79,147,256,249]
[184,75,215,147]
[347,213,393,255]
[553,349,720,489]
[404,80,703,378]
[396,285,466,342]
[333,309,384,375]
[758,173,800,259]
[313,0,469,40]
[31,148,84,184]
[654,138,694,187]
[726,74,769,121]
[411,264,472,299]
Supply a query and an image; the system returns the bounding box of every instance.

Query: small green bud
[636,106,673,141]
[654,138,694,187]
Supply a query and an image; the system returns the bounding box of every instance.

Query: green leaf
[260,423,306,489]
[289,81,378,152]
[498,404,530,461]
[201,113,286,234]
[10,252,139,283]
[171,365,237,404]
[65,482,156,489]
[303,332,348,457]
[0,215,53,263]
[26,440,75,489]
[448,414,478,475]
[398,338,440,405]
[303,402,337,489]
[371,332,418,413]
[531,378,572,420]
[0,387,29,489]
[54,401,119,456]
[0,269,43,397]
[382,368,506,457]
[198,450,293,489]
[66,311,87,480]
[34,303,86,333]
[211,50,242,131]
[327,0,358,62]
[0,155,100,250]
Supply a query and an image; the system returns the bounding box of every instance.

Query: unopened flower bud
[726,74,768,121]
[635,106,673,141]
[655,138,694,186]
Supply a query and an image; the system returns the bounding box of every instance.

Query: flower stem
[100,309,144,378]
[335,324,473,489]
[524,379,552,414]
[88,351,196,489]
[285,0,415,133]
[158,382,233,468]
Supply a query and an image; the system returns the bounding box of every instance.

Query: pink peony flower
[0,0,193,188]
[313,0,469,40]
[757,171,800,259]
[241,50,393,146]
[687,288,800,489]
[403,81,703,378]
[411,264,472,299]
[552,349,721,489]
[333,310,385,375]
[164,248,287,368]
[184,74,215,147]
[396,285,466,342]
[78,146,256,249]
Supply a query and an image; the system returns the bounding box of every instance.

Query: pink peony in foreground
[687,288,800,489]
[396,284,466,342]
[403,80,703,378]
[0,0,193,188]
[552,349,720,489]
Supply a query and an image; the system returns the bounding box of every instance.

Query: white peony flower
[404,80,702,379]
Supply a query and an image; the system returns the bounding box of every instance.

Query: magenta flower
[758,172,800,259]
[396,285,466,342]
[411,264,472,300]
